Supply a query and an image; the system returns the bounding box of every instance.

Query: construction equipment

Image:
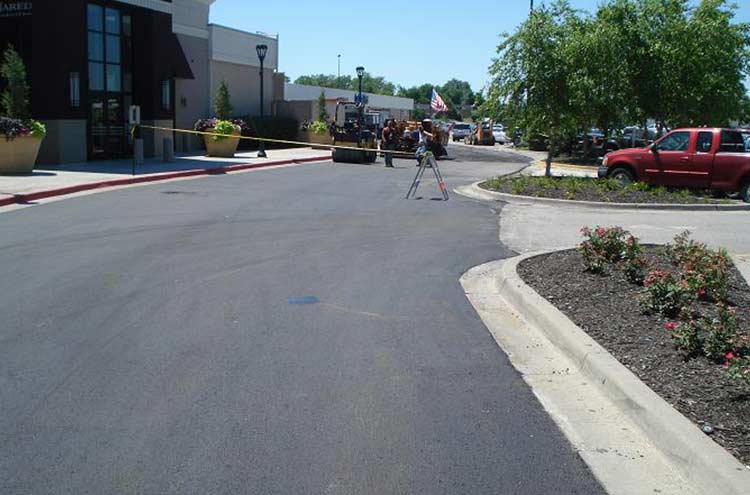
[393,120,449,158]
[331,101,377,163]
[465,118,496,146]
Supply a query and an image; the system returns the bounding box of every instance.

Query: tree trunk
[546,131,554,178]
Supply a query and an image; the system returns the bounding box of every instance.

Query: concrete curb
[456,181,750,211]
[0,155,330,208]
[498,252,750,494]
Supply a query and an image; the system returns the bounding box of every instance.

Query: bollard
[132,138,144,176]
[163,138,174,162]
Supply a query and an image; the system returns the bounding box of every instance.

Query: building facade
[0,0,283,163]
[281,84,414,124]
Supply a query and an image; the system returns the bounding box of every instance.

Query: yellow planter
[203,126,241,158]
[299,129,332,149]
[0,135,42,175]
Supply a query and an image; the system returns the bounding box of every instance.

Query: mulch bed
[483,176,736,204]
[518,247,750,466]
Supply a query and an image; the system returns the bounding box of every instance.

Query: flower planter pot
[0,135,42,175]
[299,130,332,150]
[203,126,241,158]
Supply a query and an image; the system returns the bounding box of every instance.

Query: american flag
[431,89,448,113]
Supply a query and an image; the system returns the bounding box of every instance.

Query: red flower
[696,288,707,298]
[664,322,677,331]
[726,352,735,361]
[596,227,606,237]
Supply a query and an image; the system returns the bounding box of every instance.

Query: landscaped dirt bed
[483,175,740,204]
[518,247,750,466]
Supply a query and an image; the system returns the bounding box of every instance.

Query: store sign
[0,1,32,18]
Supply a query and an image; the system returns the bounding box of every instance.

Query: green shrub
[28,120,45,138]
[703,305,741,362]
[579,226,632,274]
[212,120,237,141]
[1,44,29,119]
[214,80,233,121]
[725,353,750,385]
[640,270,694,317]
[310,120,328,135]
[665,320,703,356]
[664,231,730,301]
[667,305,741,362]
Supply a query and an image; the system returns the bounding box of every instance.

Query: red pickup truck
[598,128,750,202]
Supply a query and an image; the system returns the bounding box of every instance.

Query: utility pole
[337,54,341,84]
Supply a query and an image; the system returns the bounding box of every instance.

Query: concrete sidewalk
[0,147,329,205]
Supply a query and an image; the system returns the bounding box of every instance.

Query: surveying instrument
[406,151,449,201]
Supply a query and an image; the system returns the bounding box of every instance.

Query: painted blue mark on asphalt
[288,296,319,305]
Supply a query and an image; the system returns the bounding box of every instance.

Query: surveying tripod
[406,151,449,201]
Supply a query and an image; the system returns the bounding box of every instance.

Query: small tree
[488,0,581,176]
[316,90,329,122]
[1,44,30,119]
[214,80,233,120]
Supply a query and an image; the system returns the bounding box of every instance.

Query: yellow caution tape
[135,124,418,158]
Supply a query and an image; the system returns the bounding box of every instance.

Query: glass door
[87,3,130,160]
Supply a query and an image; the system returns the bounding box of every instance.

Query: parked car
[492,125,508,144]
[566,128,619,157]
[616,126,658,149]
[598,128,750,202]
[452,123,472,142]
[528,133,549,151]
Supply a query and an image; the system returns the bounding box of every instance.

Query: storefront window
[161,80,172,111]
[105,8,120,35]
[105,35,120,63]
[87,4,103,31]
[88,32,103,61]
[89,62,104,91]
[106,64,121,92]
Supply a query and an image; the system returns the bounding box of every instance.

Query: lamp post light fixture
[256,43,269,158]
[355,66,365,127]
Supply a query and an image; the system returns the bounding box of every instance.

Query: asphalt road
[0,146,605,494]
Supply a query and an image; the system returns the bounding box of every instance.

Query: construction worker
[416,119,434,165]
[381,119,397,168]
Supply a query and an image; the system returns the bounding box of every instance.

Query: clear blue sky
[209,0,750,92]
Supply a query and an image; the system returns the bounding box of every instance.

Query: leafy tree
[294,72,396,95]
[316,90,329,122]
[567,4,632,139]
[397,84,434,104]
[678,0,750,126]
[1,45,30,119]
[488,0,581,176]
[295,74,353,90]
[214,80,233,120]
[438,79,475,106]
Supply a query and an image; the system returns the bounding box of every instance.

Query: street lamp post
[256,44,268,158]
[337,55,341,83]
[356,66,365,128]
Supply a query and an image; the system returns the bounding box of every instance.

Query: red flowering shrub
[667,319,703,355]
[664,231,730,301]
[725,353,750,385]
[579,226,646,278]
[640,270,695,317]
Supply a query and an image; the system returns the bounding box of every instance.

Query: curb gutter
[498,252,750,494]
[0,155,330,208]
[457,181,750,211]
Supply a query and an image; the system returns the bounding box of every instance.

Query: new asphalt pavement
[0,146,605,494]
